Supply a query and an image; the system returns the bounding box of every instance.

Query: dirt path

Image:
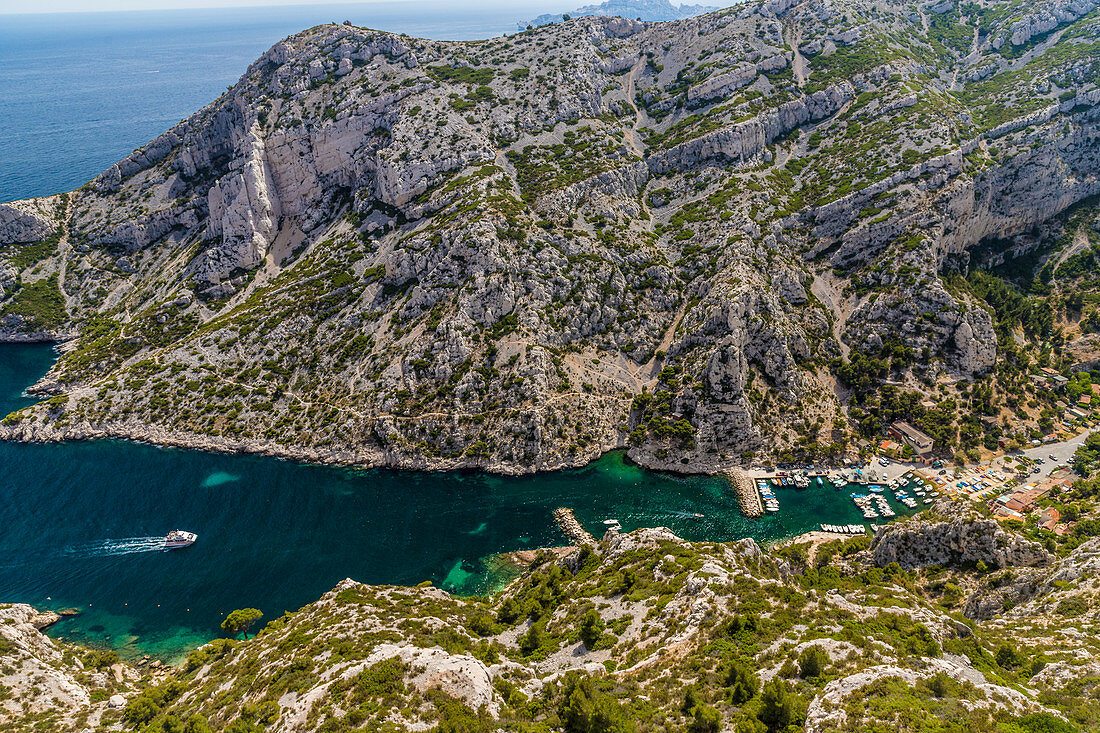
[626,302,686,384]
[810,271,852,360]
[622,57,647,158]
[1050,226,1091,271]
[785,24,808,88]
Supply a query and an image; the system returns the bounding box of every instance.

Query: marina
[737,466,940,528]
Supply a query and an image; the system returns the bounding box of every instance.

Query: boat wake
[63,537,166,557]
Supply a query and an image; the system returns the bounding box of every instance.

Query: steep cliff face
[0,0,1098,472]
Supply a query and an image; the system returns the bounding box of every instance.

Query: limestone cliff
[0,0,1098,472]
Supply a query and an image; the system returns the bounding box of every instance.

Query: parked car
[1050,454,1057,461]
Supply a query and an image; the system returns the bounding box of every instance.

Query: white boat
[602,519,621,525]
[165,530,197,549]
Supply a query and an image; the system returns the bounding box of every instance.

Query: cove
[0,342,908,662]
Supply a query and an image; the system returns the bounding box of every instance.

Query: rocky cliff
[870,501,1054,570]
[0,0,1098,472]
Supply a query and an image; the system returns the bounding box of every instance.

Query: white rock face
[871,505,1053,570]
[203,129,283,278]
[805,657,1038,732]
[0,604,96,727]
[361,643,501,716]
[0,199,56,244]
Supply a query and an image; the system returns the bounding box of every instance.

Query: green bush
[579,609,605,649]
[687,703,722,733]
[757,678,799,732]
[1055,596,1088,617]
[798,645,829,679]
[559,673,635,733]
[724,659,759,704]
[2,274,66,330]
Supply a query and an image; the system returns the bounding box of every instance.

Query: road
[865,428,1095,483]
[998,428,1095,477]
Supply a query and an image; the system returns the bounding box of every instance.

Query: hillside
[0,0,1098,473]
[10,503,1100,732]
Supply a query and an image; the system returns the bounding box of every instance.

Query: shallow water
[0,343,919,661]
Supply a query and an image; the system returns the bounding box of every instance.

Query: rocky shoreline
[0,417,622,476]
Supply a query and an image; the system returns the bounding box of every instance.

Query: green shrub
[798,645,829,679]
[2,274,66,330]
[559,673,635,733]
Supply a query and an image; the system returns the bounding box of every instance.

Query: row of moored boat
[757,479,779,513]
[820,523,866,534]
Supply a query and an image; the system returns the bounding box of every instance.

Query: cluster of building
[989,470,1076,534]
[1031,367,1096,424]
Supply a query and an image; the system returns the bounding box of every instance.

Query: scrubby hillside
[11,508,1100,732]
[0,0,1098,472]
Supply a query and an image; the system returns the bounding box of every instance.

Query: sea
[0,2,919,663]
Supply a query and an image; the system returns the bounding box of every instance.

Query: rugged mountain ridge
[0,0,1098,473]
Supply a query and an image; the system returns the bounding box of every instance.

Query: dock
[726,469,763,517]
[553,507,598,547]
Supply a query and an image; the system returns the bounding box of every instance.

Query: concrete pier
[726,469,764,517]
[553,507,598,547]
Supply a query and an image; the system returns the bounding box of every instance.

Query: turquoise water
[0,342,915,662]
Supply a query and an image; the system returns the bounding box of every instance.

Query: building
[887,421,935,455]
[1038,507,1061,533]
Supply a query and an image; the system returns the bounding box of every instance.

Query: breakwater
[725,469,763,517]
[553,507,598,547]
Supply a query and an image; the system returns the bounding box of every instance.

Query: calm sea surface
[0,343,920,661]
[0,1,560,203]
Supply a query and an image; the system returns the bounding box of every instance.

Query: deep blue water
[0,1,560,203]
[0,342,921,661]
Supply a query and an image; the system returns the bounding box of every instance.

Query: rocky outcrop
[649,83,854,174]
[2,0,1098,473]
[0,199,57,244]
[870,505,1053,570]
[991,0,1100,49]
[0,603,144,730]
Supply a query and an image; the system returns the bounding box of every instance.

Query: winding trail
[786,24,808,88]
[622,57,647,158]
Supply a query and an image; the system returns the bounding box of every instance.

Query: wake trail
[62,537,166,557]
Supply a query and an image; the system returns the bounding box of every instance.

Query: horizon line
[0,0,563,17]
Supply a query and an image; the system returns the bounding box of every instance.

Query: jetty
[726,469,763,517]
[553,508,598,547]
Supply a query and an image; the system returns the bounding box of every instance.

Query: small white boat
[602,519,620,525]
[165,530,197,549]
